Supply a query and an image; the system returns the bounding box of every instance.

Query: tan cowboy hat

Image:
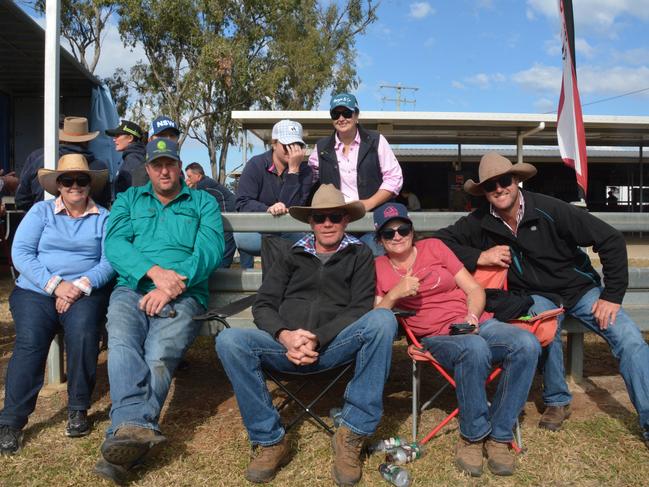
[59,117,99,143]
[464,152,537,196]
[37,154,108,196]
[289,184,366,223]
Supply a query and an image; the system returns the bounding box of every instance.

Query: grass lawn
[1,274,648,486]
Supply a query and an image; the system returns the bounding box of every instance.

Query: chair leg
[412,360,419,442]
[513,417,523,453]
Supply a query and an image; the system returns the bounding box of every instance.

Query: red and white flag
[557,0,588,198]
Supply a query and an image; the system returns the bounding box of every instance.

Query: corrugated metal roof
[0,0,99,96]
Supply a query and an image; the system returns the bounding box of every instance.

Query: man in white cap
[435,151,649,445]
[234,119,313,267]
[217,184,397,485]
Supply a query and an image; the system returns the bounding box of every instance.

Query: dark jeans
[0,286,111,430]
[219,231,236,268]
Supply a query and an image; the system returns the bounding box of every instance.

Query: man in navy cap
[94,138,224,483]
[106,120,147,195]
[308,93,403,255]
[150,116,180,142]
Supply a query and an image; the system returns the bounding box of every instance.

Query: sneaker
[331,426,365,486]
[539,405,571,431]
[66,410,91,438]
[0,425,23,455]
[245,436,290,483]
[484,439,515,476]
[100,425,167,466]
[454,437,483,477]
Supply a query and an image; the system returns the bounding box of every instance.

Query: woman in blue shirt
[0,154,115,455]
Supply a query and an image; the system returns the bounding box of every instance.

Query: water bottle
[329,407,343,428]
[385,443,423,465]
[379,463,411,487]
[367,437,406,455]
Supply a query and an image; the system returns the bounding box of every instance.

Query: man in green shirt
[94,139,224,484]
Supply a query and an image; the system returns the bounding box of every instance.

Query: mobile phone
[449,323,476,335]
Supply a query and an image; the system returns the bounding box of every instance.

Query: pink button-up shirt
[308,130,403,203]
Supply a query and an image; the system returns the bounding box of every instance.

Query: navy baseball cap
[373,202,412,232]
[330,93,359,111]
[151,116,180,137]
[145,138,180,164]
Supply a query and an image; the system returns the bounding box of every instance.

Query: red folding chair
[399,266,563,451]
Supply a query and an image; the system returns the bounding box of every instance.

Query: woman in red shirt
[373,203,540,478]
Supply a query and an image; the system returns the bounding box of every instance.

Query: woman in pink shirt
[373,203,540,478]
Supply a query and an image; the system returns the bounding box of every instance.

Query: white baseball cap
[271,120,305,146]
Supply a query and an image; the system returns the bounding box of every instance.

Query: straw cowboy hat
[37,154,108,196]
[289,184,366,223]
[59,117,99,143]
[464,152,537,196]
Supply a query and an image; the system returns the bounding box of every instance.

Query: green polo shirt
[105,181,224,308]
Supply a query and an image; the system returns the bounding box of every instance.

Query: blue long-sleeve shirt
[235,150,313,212]
[12,200,115,295]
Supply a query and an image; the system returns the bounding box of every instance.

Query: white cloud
[534,97,556,113]
[409,2,435,19]
[461,72,506,89]
[85,21,146,78]
[575,37,595,58]
[527,0,649,35]
[613,47,649,66]
[451,80,466,89]
[512,64,562,92]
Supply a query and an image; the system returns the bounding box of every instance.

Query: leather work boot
[538,405,571,431]
[454,437,484,477]
[484,439,515,476]
[100,425,167,466]
[331,426,365,486]
[245,436,290,483]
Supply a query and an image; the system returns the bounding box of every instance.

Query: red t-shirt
[375,238,484,337]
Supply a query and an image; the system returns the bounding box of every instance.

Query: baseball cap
[145,138,180,164]
[330,93,359,111]
[373,202,412,232]
[271,120,305,146]
[105,120,144,139]
[151,116,180,137]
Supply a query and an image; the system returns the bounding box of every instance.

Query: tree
[31,0,116,74]
[116,0,377,182]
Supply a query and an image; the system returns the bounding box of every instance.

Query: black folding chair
[195,235,352,436]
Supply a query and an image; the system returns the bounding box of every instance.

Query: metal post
[640,145,644,213]
[516,122,545,164]
[44,0,64,387]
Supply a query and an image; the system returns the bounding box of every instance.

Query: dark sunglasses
[481,174,513,193]
[330,108,355,120]
[380,224,412,240]
[57,174,91,188]
[311,213,345,224]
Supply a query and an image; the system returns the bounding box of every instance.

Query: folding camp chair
[400,266,563,450]
[195,235,352,436]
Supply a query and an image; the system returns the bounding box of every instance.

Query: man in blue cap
[94,138,224,484]
[308,93,403,255]
[150,116,180,142]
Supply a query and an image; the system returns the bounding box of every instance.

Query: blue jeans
[105,286,203,436]
[530,287,649,438]
[219,231,236,268]
[421,319,540,442]
[215,308,398,445]
[234,232,305,269]
[0,286,110,430]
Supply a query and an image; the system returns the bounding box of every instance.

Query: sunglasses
[482,174,513,193]
[380,224,412,240]
[57,174,91,188]
[311,213,345,224]
[330,108,355,120]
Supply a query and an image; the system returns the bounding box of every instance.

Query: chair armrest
[194,294,257,321]
[393,308,416,318]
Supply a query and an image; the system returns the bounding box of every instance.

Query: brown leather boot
[539,405,571,431]
[484,439,515,476]
[454,437,484,477]
[245,437,290,483]
[101,425,166,466]
[331,426,365,486]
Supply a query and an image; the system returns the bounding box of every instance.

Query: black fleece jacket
[252,240,375,348]
[434,190,628,308]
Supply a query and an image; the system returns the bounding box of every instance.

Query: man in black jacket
[106,120,147,195]
[435,152,649,443]
[15,117,111,210]
[216,184,397,486]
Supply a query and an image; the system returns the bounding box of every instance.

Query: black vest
[315,125,383,200]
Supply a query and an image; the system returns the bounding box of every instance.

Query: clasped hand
[278,329,319,366]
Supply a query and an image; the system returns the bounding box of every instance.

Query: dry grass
[1,275,649,486]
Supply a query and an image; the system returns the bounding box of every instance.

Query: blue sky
[26,0,649,175]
